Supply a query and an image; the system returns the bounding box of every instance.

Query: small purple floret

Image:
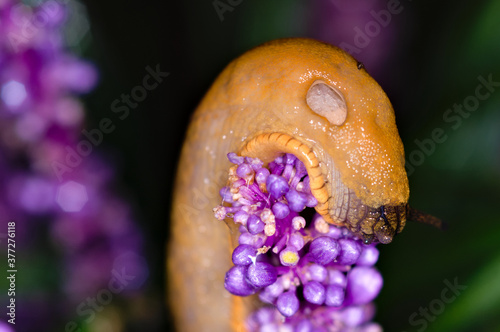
[308,264,327,282]
[303,281,326,305]
[309,236,340,266]
[247,262,278,288]
[255,168,270,185]
[232,244,257,266]
[357,245,380,266]
[341,304,376,328]
[227,152,244,165]
[234,210,249,226]
[295,320,313,332]
[247,214,265,235]
[277,291,300,317]
[337,238,362,265]
[285,189,308,212]
[327,269,347,287]
[224,266,255,296]
[266,281,284,297]
[345,267,383,305]
[219,186,233,202]
[272,201,290,219]
[289,233,305,251]
[279,247,300,266]
[266,174,289,199]
[238,231,266,247]
[325,284,345,306]
[236,163,254,180]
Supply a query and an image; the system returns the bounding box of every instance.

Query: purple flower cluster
[214,153,383,331]
[0,0,147,329]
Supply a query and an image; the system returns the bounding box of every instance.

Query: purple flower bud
[247,214,265,235]
[259,281,284,303]
[253,307,276,325]
[255,168,270,185]
[303,281,326,305]
[313,214,330,234]
[232,244,257,266]
[345,267,383,305]
[282,164,294,180]
[308,264,327,282]
[289,233,305,251]
[295,320,313,332]
[239,232,266,247]
[247,262,278,288]
[305,194,318,207]
[276,291,299,317]
[233,210,249,226]
[272,201,290,219]
[337,238,362,265]
[227,152,244,165]
[302,176,312,193]
[309,236,340,266]
[279,247,300,266]
[236,163,254,180]
[219,186,233,202]
[325,284,345,306]
[258,290,275,304]
[292,216,306,230]
[245,157,264,170]
[294,157,307,175]
[341,303,376,327]
[327,269,346,287]
[285,153,297,164]
[266,174,289,199]
[269,161,284,175]
[285,189,308,212]
[274,155,284,164]
[264,280,284,298]
[326,225,343,238]
[224,266,255,296]
[356,245,379,266]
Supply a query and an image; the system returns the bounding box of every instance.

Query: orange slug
[167,38,440,331]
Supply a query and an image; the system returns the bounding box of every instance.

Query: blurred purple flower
[311,0,400,80]
[0,0,148,329]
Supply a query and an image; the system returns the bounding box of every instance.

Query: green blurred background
[81,0,500,330]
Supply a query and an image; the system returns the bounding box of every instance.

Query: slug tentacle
[407,206,446,230]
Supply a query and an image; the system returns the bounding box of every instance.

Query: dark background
[80,0,500,331]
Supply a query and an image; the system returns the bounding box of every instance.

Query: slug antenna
[407,206,447,230]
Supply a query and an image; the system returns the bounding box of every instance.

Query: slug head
[206,38,410,243]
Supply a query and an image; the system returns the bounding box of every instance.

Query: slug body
[168,38,409,331]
